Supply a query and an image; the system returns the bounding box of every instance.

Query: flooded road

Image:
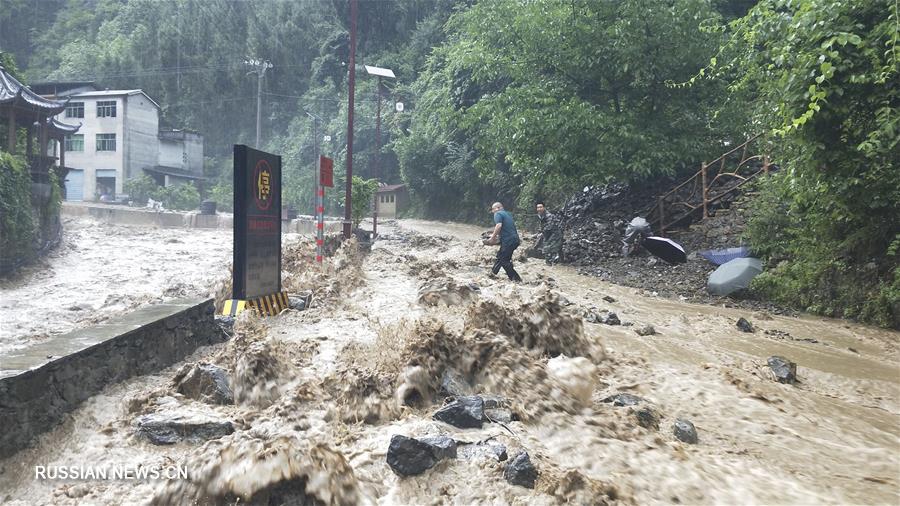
[0,217,232,355]
[0,217,897,505]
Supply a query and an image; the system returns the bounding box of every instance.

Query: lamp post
[244,58,273,149]
[343,0,358,239]
[363,65,395,239]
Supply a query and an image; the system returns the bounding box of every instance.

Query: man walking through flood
[483,202,523,281]
[536,202,563,265]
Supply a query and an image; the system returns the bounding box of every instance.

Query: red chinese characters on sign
[320,155,334,187]
[254,160,273,211]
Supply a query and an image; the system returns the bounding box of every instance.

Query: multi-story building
[34,83,204,201]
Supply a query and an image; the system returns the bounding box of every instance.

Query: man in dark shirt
[483,202,523,281]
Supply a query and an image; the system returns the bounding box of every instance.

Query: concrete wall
[124,93,160,184]
[0,299,223,459]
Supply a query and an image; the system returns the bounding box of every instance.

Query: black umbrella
[642,236,687,264]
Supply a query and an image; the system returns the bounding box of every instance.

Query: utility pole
[343,0,358,239]
[306,111,321,215]
[244,58,273,149]
[364,65,395,239]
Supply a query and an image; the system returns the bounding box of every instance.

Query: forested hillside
[1,0,897,325]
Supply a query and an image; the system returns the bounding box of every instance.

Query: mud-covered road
[0,217,898,505]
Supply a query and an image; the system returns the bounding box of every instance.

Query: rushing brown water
[0,218,897,505]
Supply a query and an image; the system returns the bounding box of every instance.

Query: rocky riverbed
[0,218,898,505]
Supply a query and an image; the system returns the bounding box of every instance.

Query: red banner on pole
[320,156,334,187]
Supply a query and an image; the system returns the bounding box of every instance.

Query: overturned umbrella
[707,257,763,296]
[698,246,751,266]
[641,236,687,264]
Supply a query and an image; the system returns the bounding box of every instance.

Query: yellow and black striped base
[221,291,290,317]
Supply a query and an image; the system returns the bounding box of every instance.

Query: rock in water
[601,312,621,325]
[767,356,797,384]
[635,407,660,430]
[440,368,474,398]
[484,408,514,423]
[458,440,508,462]
[433,396,484,429]
[673,419,698,444]
[136,413,234,445]
[504,452,538,488]
[419,436,458,460]
[635,325,656,336]
[386,435,439,476]
[175,363,234,405]
[601,393,643,406]
[736,318,754,333]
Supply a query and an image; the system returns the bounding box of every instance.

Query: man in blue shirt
[483,202,523,281]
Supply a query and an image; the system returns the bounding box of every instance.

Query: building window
[390,195,395,203]
[97,100,117,118]
[96,133,116,152]
[65,102,84,118]
[65,134,84,152]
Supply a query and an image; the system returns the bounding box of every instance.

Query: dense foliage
[124,175,201,210]
[0,152,36,266]
[723,0,899,327]
[351,176,378,228]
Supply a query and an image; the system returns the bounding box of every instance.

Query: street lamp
[364,65,395,238]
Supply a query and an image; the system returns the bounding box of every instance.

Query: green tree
[351,176,378,229]
[721,0,900,327]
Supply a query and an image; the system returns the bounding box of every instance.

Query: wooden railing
[648,135,771,234]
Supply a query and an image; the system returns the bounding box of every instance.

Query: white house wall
[61,97,125,199]
[124,94,159,184]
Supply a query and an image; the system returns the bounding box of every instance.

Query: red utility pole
[343,0,358,240]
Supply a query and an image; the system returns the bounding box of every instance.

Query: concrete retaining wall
[0,298,223,459]
[62,202,342,233]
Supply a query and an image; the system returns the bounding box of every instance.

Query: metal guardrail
[648,135,771,234]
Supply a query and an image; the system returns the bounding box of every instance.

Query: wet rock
[386,435,439,476]
[440,368,474,398]
[602,393,643,406]
[602,295,616,303]
[458,439,508,462]
[136,413,234,445]
[635,407,660,430]
[736,317,754,333]
[419,435,458,460]
[767,356,797,384]
[433,396,484,429]
[214,315,235,330]
[601,312,621,325]
[635,325,656,336]
[481,395,509,409]
[484,408,515,424]
[673,418,698,444]
[504,452,538,488]
[289,292,313,310]
[175,363,234,405]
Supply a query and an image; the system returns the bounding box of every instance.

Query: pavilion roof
[0,65,68,115]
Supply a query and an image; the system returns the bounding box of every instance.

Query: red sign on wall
[320,155,334,187]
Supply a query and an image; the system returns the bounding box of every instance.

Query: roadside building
[375,183,408,219]
[33,82,204,201]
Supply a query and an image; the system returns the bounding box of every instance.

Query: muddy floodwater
[0,217,898,505]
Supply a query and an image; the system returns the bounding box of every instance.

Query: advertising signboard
[233,145,282,300]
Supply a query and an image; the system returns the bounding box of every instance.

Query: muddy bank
[0,220,898,505]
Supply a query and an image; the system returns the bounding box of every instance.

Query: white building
[36,84,204,201]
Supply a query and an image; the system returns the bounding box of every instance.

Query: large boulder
[767,356,797,384]
[504,452,538,488]
[387,435,457,476]
[673,418,698,444]
[440,369,474,398]
[433,396,484,429]
[175,363,234,405]
[136,413,234,445]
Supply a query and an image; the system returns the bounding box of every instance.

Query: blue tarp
[698,246,751,266]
